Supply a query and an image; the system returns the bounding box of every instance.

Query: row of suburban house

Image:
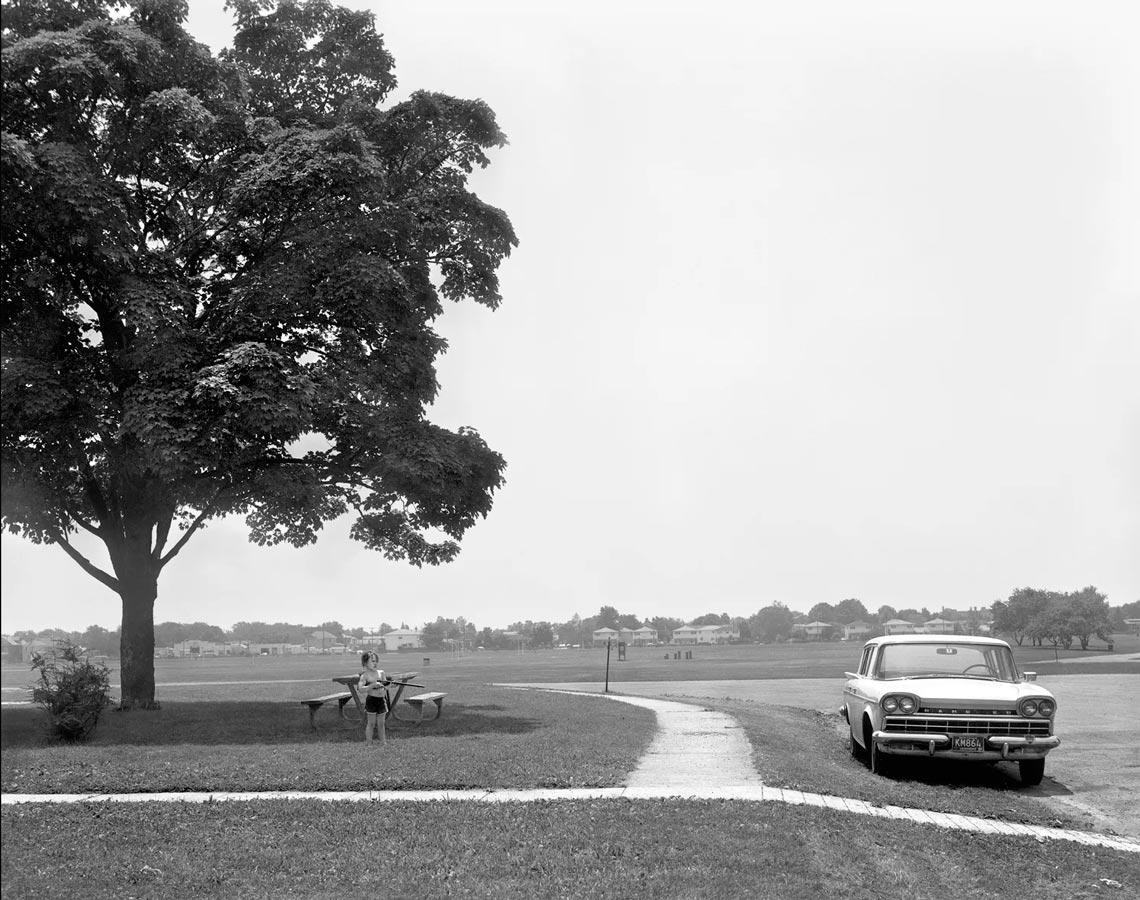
[590,623,739,646]
[157,629,426,658]
[797,618,993,642]
[6,615,1001,662]
[165,623,743,656]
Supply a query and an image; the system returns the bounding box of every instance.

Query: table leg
[385,683,409,720]
[347,683,365,719]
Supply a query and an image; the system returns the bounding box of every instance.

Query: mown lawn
[3,641,1137,899]
[0,685,655,792]
[2,633,1134,697]
[0,669,1109,830]
[2,799,1136,900]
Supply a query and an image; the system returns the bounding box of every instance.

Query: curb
[2,787,1136,853]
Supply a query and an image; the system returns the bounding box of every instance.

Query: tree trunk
[115,532,161,709]
[119,580,159,708]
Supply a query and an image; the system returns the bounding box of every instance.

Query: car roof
[863,634,1010,648]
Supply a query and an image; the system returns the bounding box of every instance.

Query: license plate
[952,736,985,752]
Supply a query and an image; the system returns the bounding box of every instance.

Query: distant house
[173,639,231,657]
[306,630,340,651]
[922,618,957,635]
[382,628,423,651]
[631,625,659,645]
[797,621,835,641]
[883,619,918,635]
[843,621,873,641]
[592,625,660,647]
[247,642,300,656]
[672,624,739,645]
[592,627,620,647]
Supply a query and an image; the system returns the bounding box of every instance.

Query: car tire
[1019,758,1045,786]
[866,719,889,776]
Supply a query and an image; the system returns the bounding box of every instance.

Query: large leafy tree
[749,602,795,643]
[1,0,516,707]
[992,588,1052,646]
[832,597,869,624]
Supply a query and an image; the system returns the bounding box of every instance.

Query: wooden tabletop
[332,671,421,686]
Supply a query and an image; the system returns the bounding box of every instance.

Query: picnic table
[302,671,448,728]
[332,670,422,720]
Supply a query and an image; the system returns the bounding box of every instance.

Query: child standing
[359,651,389,744]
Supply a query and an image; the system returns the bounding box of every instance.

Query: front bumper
[872,731,1060,760]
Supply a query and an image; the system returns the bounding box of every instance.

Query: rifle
[383,679,426,689]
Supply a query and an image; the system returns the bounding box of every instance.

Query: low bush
[29,642,113,742]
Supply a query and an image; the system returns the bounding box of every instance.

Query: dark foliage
[29,641,113,741]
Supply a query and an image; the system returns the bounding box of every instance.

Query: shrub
[29,642,113,742]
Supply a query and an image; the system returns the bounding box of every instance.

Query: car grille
[919,706,1015,716]
[884,716,1051,737]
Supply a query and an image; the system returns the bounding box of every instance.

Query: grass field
[6,631,1131,695]
[3,639,1137,899]
[3,798,1138,900]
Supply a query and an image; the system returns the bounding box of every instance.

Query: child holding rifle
[359,651,390,744]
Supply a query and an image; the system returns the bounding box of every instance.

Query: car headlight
[880,694,918,714]
[1019,697,1055,718]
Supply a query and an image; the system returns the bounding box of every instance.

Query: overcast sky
[2,0,1137,634]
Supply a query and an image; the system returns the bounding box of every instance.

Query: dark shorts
[365,694,388,714]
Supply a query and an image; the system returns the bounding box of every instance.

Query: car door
[844,643,876,744]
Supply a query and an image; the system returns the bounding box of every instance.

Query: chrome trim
[883,715,1052,737]
[872,730,1059,759]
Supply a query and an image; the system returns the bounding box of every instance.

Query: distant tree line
[7,592,1135,657]
[991,587,1120,650]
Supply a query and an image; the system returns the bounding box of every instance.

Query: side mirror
[1022,671,1037,682]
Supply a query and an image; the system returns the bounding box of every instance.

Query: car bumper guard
[872,731,1060,758]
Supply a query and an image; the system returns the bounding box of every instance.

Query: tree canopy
[1,0,516,706]
[992,586,1111,650]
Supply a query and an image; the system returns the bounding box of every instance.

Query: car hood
[884,677,1052,706]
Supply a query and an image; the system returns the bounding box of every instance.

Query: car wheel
[865,719,889,776]
[1019,758,1045,786]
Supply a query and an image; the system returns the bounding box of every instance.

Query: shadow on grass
[874,755,1073,796]
[0,701,540,748]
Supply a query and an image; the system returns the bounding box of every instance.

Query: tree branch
[50,532,120,594]
[64,507,104,538]
[157,495,225,569]
[152,507,174,560]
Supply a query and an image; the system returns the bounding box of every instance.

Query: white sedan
[842,634,1059,785]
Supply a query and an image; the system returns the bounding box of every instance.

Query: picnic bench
[392,691,448,725]
[300,691,357,729]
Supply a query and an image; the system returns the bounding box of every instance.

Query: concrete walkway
[3,687,1137,854]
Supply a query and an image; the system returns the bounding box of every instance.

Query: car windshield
[874,643,1018,681]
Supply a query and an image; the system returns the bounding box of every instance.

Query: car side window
[858,646,874,676]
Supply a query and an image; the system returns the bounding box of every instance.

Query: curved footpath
[2,689,1137,855]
